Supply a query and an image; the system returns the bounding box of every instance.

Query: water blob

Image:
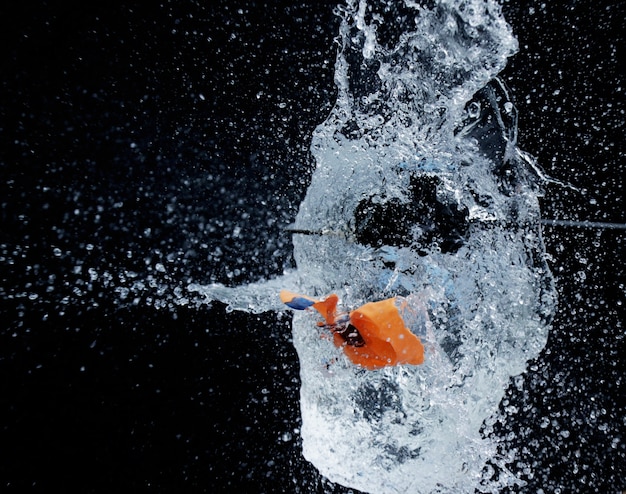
[191,0,557,492]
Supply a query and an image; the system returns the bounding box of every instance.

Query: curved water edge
[191,1,556,492]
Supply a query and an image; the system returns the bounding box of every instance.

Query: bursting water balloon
[191,1,556,491]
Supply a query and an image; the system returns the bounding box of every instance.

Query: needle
[540,220,626,230]
[286,220,626,237]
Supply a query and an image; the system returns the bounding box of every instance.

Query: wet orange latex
[280,290,339,325]
[342,298,424,369]
[281,290,424,370]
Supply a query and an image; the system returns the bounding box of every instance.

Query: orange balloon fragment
[280,290,424,370]
[345,298,424,369]
[280,290,340,325]
[280,290,317,309]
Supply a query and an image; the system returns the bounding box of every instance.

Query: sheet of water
[191,1,556,492]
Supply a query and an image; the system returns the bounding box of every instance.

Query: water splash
[192,1,555,492]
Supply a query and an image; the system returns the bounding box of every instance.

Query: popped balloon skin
[346,298,425,369]
[280,291,424,369]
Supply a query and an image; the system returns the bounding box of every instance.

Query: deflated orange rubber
[343,298,424,369]
[312,294,339,326]
[281,290,424,370]
[280,290,317,309]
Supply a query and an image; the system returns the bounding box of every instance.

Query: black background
[1,1,624,492]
